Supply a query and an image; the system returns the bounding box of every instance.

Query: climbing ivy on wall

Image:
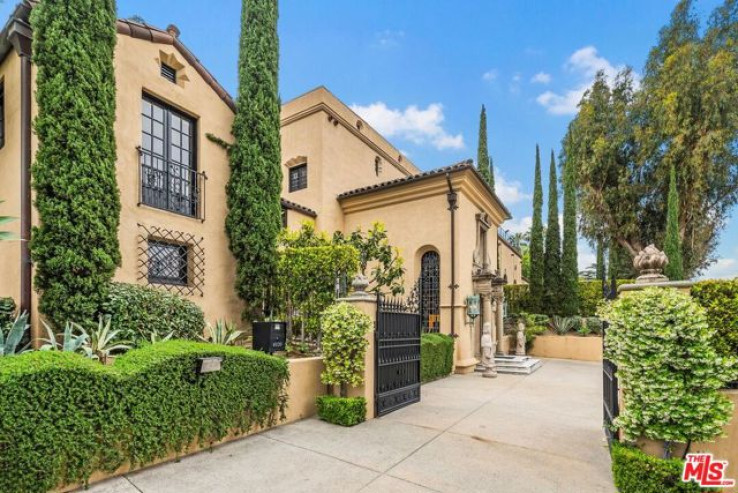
[30,0,121,327]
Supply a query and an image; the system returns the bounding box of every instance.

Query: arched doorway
[420,251,440,332]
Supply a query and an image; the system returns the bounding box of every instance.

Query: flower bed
[0,341,289,493]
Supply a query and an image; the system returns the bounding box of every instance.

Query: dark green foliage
[596,238,605,280]
[529,145,545,312]
[692,279,738,357]
[476,105,493,187]
[664,165,684,280]
[30,0,121,327]
[543,150,561,313]
[505,280,633,317]
[100,283,205,345]
[610,442,716,493]
[0,341,289,492]
[488,157,495,191]
[316,396,366,427]
[561,156,579,316]
[227,0,282,320]
[420,333,454,382]
[0,297,15,327]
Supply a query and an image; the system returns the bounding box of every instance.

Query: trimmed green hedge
[316,395,366,427]
[0,296,14,327]
[691,279,738,358]
[611,442,717,493]
[505,280,633,317]
[421,333,454,382]
[0,341,289,492]
[101,282,205,344]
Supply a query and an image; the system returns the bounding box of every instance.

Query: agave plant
[199,320,243,346]
[0,312,31,356]
[149,329,175,344]
[0,200,15,241]
[40,321,91,356]
[89,316,131,361]
[549,315,576,335]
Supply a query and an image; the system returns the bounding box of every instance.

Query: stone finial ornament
[633,244,670,284]
[166,24,180,38]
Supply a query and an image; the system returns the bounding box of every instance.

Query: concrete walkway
[89,359,614,493]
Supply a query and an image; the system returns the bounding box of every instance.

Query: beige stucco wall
[284,356,325,423]
[498,237,523,285]
[528,335,603,362]
[0,51,22,305]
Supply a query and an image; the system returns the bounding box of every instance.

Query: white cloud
[373,30,404,49]
[350,102,464,150]
[494,167,532,205]
[536,46,631,116]
[509,73,522,94]
[503,216,532,235]
[482,69,498,82]
[699,258,738,280]
[531,72,551,84]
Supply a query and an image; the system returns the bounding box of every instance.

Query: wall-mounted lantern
[466,294,480,324]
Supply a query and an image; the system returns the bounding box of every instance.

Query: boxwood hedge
[691,279,738,358]
[421,333,454,382]
[0,341,289,493]
[316,395,366,427]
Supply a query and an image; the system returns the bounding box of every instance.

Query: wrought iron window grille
[289,164,308,192]
[137,223,204,297]
[419,251,441,333]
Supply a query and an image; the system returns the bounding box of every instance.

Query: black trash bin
[252,321,287,354]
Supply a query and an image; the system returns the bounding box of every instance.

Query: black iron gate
[375,295,421,417]
[602,278,619,443]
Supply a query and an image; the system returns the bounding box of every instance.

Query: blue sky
[2,0,734,278]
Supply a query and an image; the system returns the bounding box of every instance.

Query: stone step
[494,355,542,375]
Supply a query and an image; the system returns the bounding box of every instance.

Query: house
[0,3,522,372]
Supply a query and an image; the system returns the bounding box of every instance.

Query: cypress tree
[561,154,580,316]
[664,165,684,280]
[529,145,545,312]
[488,157,495,191]
[543,150,561,314]
[477,105,493,186]
[30,0,121,327]
[226,0,283,320]
[595,237,605,281]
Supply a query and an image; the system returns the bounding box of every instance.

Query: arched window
[420,251,440,332]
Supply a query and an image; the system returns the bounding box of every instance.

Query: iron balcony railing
[137,147,206,221]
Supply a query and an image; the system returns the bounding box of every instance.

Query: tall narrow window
[0,82,5,149]
[140,95,199,217]
[420,251,440,333]
[289,164,307,192]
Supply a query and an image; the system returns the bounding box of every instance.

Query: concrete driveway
[88,359,614,493]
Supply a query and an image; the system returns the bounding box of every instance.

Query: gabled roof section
[337,159,512,220]
[0,2,236,112]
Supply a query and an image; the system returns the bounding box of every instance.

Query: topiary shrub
[320,302,370,397]
[600,288,737,445]
[100,283,205,344]
[0,341,289,492]
[611,442,717,493]
[420,333,454,382]
[691,279,738,358]
[316,395,366,427]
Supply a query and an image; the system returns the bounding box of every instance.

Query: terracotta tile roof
[337,159,512,219]
[281,198,317,218]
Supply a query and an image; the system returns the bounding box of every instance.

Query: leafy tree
[528,146,545,312]
[30,0,121,327]
[543,150,561,313]
[664,165,684,280]
[334,222,405,295]
[564,0,738,276]
[561,153,579,316]
[226,0,282,320]
[476,105,493,187]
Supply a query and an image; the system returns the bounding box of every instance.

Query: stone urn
[633,245,669,284]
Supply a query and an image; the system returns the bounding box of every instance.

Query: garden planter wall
[528,335,602,361]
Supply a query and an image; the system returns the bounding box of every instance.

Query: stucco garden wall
[529,335,603,361]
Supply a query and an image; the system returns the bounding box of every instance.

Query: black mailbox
[252,321,287,354]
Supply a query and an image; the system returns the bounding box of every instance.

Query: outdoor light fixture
[196,356,223,374]
[465,294,480,323]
